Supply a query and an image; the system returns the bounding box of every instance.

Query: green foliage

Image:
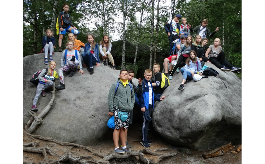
[227,53,242,68]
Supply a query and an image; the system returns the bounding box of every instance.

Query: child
[31,61,59,112]
[178,50,203,91]
[139,69,165,148]
[165,14,181,56]
[192,35,202,54]
[180,17,190,37]
[196,38,209,66]
[82,34,100,75]
[152,63,167,99]
[67,33,85,56]
[108,69,135,154]
[58,4,80,52]
[169,35,193,79]
[99,35,116,69]
[190,19,219,39]
[42,29,55,65]
[56,40,84,90]
[205,38,240,72]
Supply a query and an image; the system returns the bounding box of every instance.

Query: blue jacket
[83,43,100,63]
[164,19,180,33]
[184,57,203,73]
[42,36,55,48]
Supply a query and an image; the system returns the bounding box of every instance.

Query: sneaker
[115,148,125,154]
[126,141,133,148]
[221,66,230,71]
[41,90,46,97]
[168,76,173,80]
[56,83,65,90]
[89,67,94,75]
[58,47,62,52]
[103,60,107,66]
[44,58,48,65]
[31,105,38,112]
[176,68,180,73]
[122,147,131,153]
[141,140,153,144]
[178,84,184,91]
[231,67,241,72]
[69,71,75,77]
[49,55,53,61]
[140,141,150,148]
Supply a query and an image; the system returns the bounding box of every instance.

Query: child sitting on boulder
[139,69,165,148]
[42,29,55,65]
[178,50,203,91]
[82,34,100,75]
[67,33,85,57]
[108,69,135,154]
[99,35,116,69]
[31,61,58,112]
[56,40,84,90]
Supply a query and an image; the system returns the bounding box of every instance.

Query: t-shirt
[208,45,222,58]
[168,19,180,35]
[148,82,152,105]
[199,26,207,38]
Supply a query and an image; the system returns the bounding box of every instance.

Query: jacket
[152,72,163,95]
[42,36,55,48]
[184,57,203,73]
[74,39,85,51]
[165,19,180,34]
[83,43,100,63]
[38,68,58,84]
[108,80,135,113]
[191,25,216,38]
[99,43,112,56]
[58,11,74,29]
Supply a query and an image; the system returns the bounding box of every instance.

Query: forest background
[23,0,241,77]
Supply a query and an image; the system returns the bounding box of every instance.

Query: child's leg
[113,129,120,148]
[44,44,49,59]
[120,127,127,148]
[44,81,54,90]
[58,34,63,48]
[209,57,223,69]
[170,55,184,76]
[163,58,170,73]
[48,42,54,56]
[58,66,70,84]
[142,112,150,143]
[107,53,115,65]
[33,83,45,106]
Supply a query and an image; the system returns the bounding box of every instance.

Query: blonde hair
[67,33,75,41]
[214,38,221,45]
[46,29,54,37]
[48,61,56,75]
[202,19,208,24]
[145,69,152,74]
[181,17,187,22]
[193,35,201,46]
[66,40,75,47]
[153,63,160,68]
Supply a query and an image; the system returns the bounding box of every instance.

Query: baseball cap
[176,14,181,18]
[180,35,186,39]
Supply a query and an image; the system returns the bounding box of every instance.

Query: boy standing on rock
[139,69,165,148]
[108,69,135,154]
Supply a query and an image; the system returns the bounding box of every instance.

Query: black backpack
[30,68,48,85]
[202,67,219,77]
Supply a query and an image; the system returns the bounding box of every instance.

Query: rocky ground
[23,117,241,164]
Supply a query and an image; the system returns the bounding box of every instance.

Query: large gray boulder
[23,52,121,145]
[152,63,241,151]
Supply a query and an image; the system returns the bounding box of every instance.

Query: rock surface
[152,63,242,151]
[23,52,124,145]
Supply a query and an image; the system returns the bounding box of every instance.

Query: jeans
[82,51,98,68]
[180,68,193,80]
[142,105,152,143]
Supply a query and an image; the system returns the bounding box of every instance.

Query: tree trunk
[33,12,38,54]
[154,0,160,64]
[52,0,58,37]
[121,0,127,69]
[149,0,154,69]
[134,7,144,65]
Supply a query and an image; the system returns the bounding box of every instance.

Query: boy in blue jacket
[139,69,165,147]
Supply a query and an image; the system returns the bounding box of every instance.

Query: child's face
[144,72,152,81]
[196,37,201,43]
[119,71,128,80]
[128,73,134,81]
[214,39,220,46]
[182,19,187,25]
[46,30,52,37]
[67,42,74,50]
[104,36,109,43]
[87,35,94,44]
[190,52,196,59]
[63,5,69,12]
[180,38,186,44]
[68,34,75,41]
[187,37,192,44]
[202,40,208,46]
[174,17,179,23]
[50,62,56,70]
[153,65,160,73]
[202,22,207,27]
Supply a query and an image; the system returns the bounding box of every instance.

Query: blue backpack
[64,49,78,65]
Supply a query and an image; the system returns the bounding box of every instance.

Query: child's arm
[108,83,116,113]
[51,37,55,46]
[95,44,100,63]
[99,45,105,56]
[77,51,84,74]
[106,43,112,55]
[205,46,211,58]
[208,27,219,37]
[61,50,66,68]
[38,69,48,83]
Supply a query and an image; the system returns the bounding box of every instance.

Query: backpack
[64,49,78,65]
[30,68,48,85]
[202,67,219,77]
[161,73,170,90]
[56,11,70,35]
[115,81,133,94]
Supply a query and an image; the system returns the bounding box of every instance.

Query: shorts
[114,110,130,130]
[167,55,178,63]
[59,26,72,35]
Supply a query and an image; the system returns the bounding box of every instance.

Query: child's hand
[141,107,145,112]
[199,58,202,61]
[108,112,113,116]
[60,28,64,31]
[215,27,219,32]
[167,32,170,36]
[199,73,202,75]
[73,26,77,29]
[160,96,166,101]
[96,63,100,67]
[188,24,192,28]
[190,71,194,76]
[79,70,84,74]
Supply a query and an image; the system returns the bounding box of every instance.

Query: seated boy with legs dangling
[108,69,135,154]
[56,40,84,90]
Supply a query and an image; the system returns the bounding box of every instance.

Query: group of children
[30,4,241,154]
